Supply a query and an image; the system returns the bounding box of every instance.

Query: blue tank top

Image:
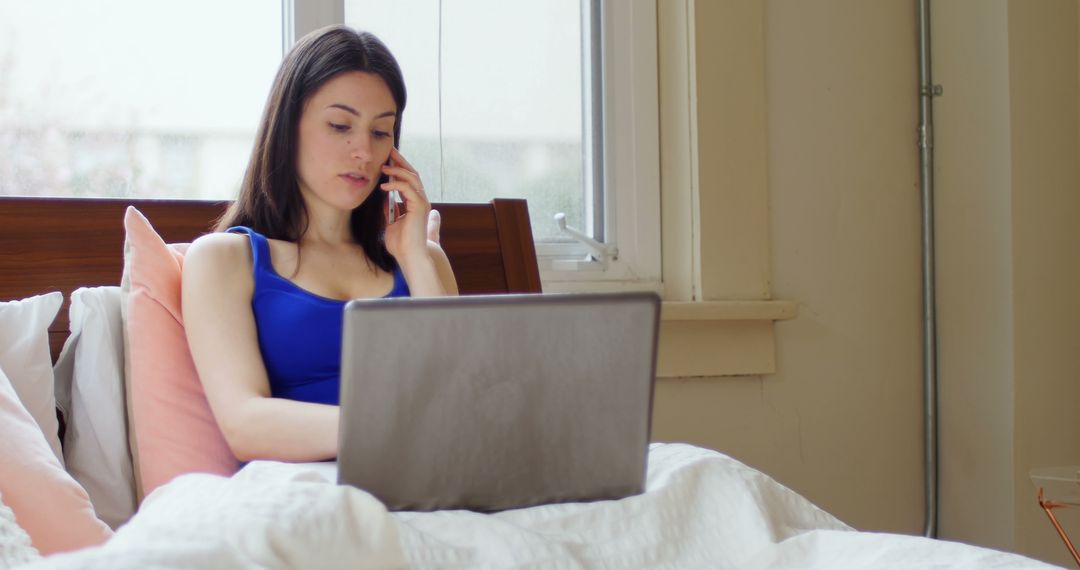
[227,226,410,405]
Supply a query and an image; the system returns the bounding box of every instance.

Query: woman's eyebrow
[327,103,395,119]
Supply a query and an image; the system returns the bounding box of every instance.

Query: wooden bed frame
[0,196,542,361]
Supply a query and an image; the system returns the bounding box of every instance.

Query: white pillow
[0,490,41,569]
[53,287,136,530]
[0,292,63,464]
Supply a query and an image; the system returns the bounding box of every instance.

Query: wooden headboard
[0,196,542,360]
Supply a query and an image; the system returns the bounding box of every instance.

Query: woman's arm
[427,240,459,296]
[397,240,459,297]
[182,233,339,462]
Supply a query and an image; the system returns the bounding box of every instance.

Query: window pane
[345,0,586,241]
[344,0,441,193]
[0,0,281,199]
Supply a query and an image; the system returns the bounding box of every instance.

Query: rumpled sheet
[19,444,1059,569]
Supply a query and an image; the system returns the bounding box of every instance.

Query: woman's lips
[340,174,369,187]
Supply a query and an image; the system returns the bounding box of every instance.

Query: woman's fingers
[381,164,423,196]
[380,180,429,223]
[385,147,422,191]
[379,178,425,201]
[381,148,427,215]
[381,148,427,234]
[389,147,418,174]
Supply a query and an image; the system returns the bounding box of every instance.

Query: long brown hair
[218,25,406,273]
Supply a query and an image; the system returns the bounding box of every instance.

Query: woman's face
[295,71,397,213]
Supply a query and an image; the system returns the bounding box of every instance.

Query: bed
[0,196,1059,569]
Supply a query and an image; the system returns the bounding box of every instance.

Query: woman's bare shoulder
[187,232,251,265]
[184,232,254,288]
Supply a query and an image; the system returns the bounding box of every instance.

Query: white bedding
[20,444,1057,569]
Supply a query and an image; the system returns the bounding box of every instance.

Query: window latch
[551,213,618,271]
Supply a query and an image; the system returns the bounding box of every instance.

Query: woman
[182,26,457,463]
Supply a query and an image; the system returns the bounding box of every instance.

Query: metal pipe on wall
[916,0,939,539]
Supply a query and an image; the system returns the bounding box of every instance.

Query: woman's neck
[299,200,355,246]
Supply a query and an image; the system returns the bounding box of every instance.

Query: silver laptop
[337,292,660,512]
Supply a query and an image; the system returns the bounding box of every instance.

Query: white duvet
[20,444,1058,569]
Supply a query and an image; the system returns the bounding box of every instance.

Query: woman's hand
[426,209,442,245]
[379,147,458,297]
[380,147,430,264]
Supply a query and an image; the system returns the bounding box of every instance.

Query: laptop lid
[337,292,660,512]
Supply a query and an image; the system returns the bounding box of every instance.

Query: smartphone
[386,156,399,225]
[387,189,399,225]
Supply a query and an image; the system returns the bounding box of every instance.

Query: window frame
[294,0,798,381]
[289,0,662,293]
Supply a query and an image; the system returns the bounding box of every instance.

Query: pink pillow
[122,207,238,499]
[0,364,112,554]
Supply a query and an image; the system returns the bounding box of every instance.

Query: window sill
[657,300,798,379]
[660,300,797,322]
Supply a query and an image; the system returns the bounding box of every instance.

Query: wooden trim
[491,198,543,293]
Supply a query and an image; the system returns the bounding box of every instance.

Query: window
[335,0,660,288]
[345,0,586,245]
[1,0,659,288]
[0,0,280,199]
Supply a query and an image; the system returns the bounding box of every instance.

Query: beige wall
[653,0,1080,565]
[934,0,1017,551]
[935,1,1080,566]
[1007,1,1080,564]
[654,0,924,534]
